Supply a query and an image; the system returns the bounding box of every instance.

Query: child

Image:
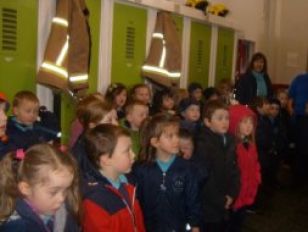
[179,128,194,160]
[179,97,201,135]
[0,92,13,159]
[228,104,261,231]
[72,96,118,180]
[188,82,203,102]
[151,88,176,115]
[82,124,145,232]
[203,87,219,103]
[130,84,151,105]
[0,143,80,232]
[120,100,149,158]
[193,100,240,231]
[6,91,60,150]
[105,83,128,120]
[133,113,201,232]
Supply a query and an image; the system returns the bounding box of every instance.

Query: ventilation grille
[196,40,204,67]
[125,26,135,60]
[2,8,17,51]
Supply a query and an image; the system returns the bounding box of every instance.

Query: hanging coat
[37,0,90,93]
[141,11,181,88]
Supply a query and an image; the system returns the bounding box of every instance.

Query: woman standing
[235,52,273,105]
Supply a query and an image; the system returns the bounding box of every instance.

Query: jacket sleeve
[82,199,111,232]
[192,138,210,185]
[185,163,201,227]
[226,141,240,199]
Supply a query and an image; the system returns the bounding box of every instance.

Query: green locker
[0,0,37,103]
[111,3,147,87]
[188,21,211,88]
[61,0,101,144]
[215,28,234,84]
[172,14,183,41]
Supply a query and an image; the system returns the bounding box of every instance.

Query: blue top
[156,154,176,172]
[289,73,308,116]
[252,71,267,97]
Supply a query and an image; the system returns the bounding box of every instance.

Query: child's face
[257,102,270,115]
[162,96,175,110]
[205,109,229,134]
[269,104,280,118]
[152,125,180,157]
[182,105,200,122]
[239,116,254,138]
[192,89,203,101]
[135,87,151,104]
[277,92,288,108]
[0,103,8,137]
[115,90,127,108]
[127,104,149,130]
[13,100,39,125]
[19,167,73,215]
[107,136,135,174]
[179,138,193,160]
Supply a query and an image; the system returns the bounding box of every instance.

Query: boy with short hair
[120,100,149,158]
[179,97,201,135]
[193,100,240,231]
[6,90,60,150]
[179,128,194,160]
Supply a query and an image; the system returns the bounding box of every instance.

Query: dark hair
[140,113,179,162]
[251,96,269,111]
[203,99,228,120]
[0,144,81,222]
[85,124,130,169]
[203,87,219,101]
[152,88,174,113]
[247,52,268,74]
[105,83,127,107]
[188,82,203,94]
[179,128,193,141]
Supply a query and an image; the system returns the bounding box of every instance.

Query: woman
[235,52,273,105]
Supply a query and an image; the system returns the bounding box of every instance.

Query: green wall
[0,0,37,103]
[111,3,147,87]
[61,0,101,144]
[188,21,211,88]
[215,27,234,84]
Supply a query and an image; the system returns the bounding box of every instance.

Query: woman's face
[253,58,265,73]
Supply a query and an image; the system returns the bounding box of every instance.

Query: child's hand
[225,195,233,209]
[191,227,200,232]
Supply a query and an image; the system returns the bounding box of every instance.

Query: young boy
[179,98,201,135]
[179,128,194,160]
[71,95,118,180]
[131,84,151,105]
[120,100,149,158]
[193,100,240,231]
[6,91,60,150]
[82,124,145,232]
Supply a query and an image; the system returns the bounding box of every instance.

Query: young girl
[105,83,128,120]
[0,143,81,232]
[133,113,200,232]
[228,104,261,231]
[151,88,176,115]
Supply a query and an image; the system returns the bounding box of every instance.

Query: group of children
[0,80,297,232]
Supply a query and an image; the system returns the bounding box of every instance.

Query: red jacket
[233,143,261,210]
[82,176,145,232]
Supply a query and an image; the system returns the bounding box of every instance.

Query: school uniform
[193,126,240,228]
[82,174,145,232]
[0,198,79,232]
[133,156,201,232]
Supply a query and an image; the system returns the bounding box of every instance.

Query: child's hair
[216,78,233,95]
[179,128,193,142]
[275,88,288,97]
[152,88,174,113]
[173,88,189,108]
[130,84,151,99]
[105,83,127,106]
[188,82,202,95]
[124,99,148,116]
[140,113,179,162]
[13,90,39,107]
[251,96,269,112]
[76,94,112,129]
[203,87,219,101]
[0,144,81,222]
[84,124,130,169]
[203,99,228,120]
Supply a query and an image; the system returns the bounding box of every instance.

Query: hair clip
[59,144,67,153]
[16,149,25,160]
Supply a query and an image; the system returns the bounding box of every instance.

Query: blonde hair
[0,144,81,223]
[13,90,39,107]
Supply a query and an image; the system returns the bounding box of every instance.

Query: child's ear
[204,118,211,127]
[99,154,111,167]
[12,106,18,116]
[18,181,31,197]
[150,137,159,148]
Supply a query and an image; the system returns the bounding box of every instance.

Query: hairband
[15,149,25,160]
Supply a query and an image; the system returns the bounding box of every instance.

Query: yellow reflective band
[159,42,166,68]
[69,74,88,82]
[152,33,164,39]
[142,65,181,78]
[41,62,68,78]
[52,17,68,27]
[56,36,69,66]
